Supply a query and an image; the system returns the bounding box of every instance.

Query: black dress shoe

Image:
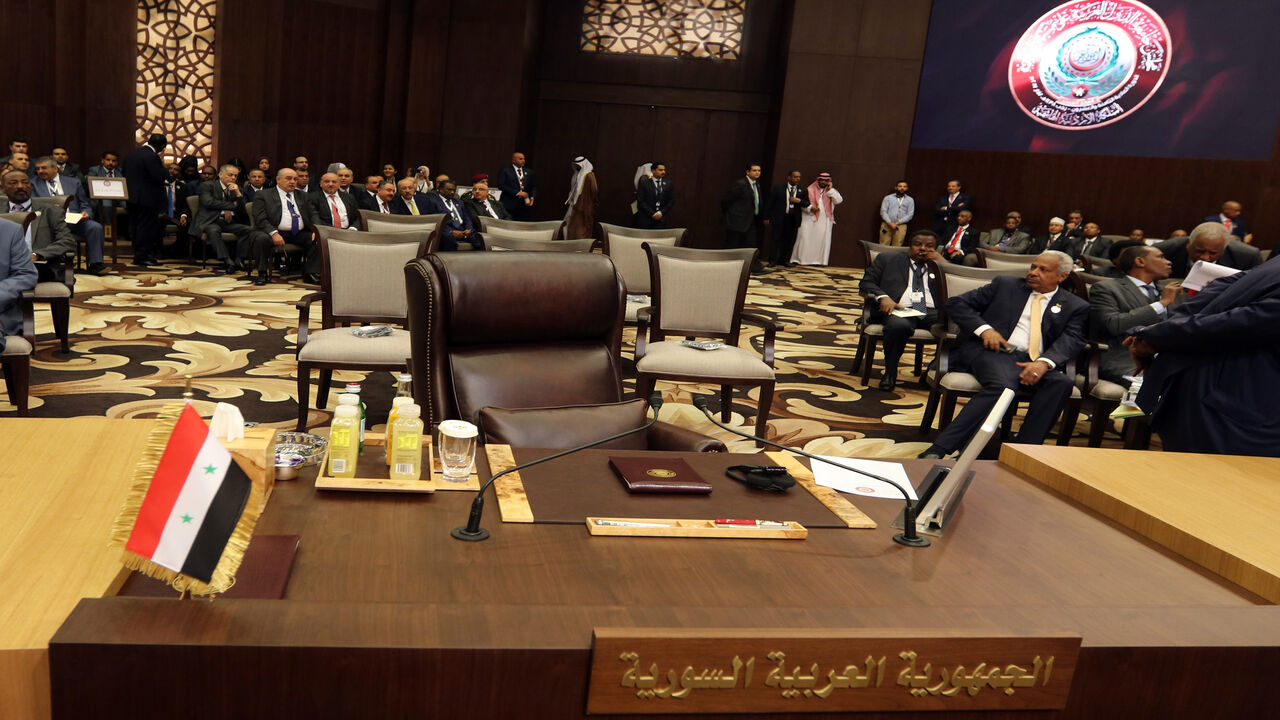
[253,274,268,286]
[85,262,109,275]
[211,264,229,275]
[878,375,897,391]
[918,452,943,460]
[302,273,321,284]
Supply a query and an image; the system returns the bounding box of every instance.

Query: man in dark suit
[1062,209,1086,242]
[354,175,381,212]
[0,217,37,345]
[464,181,509,226]
[635,161,674,229]
[250,168,319,285]
[1154,222,1262,279]
[371,181,396,215]
[722,163,763,260]
[919,250,1088,458]
[31,156,109,274]
[932,179,971,234]
[161,162,191,258]
[85,150,122,225]
[0,138,27,168]
[242,169,270,201]
[496,152,536,220]
[1058,221,1112,265]
[2,171,78,284]
[1203,200,1248,243]
[1128,260,1280,457]
[122,133,167,267]
[294,169,316,196]
[311,172,360,231]
[427,181,482,251]
[390,178,432,216]
[939,209,979,264]
[1088,245,1182,385]
[51,148,83,181]
[191,165,256,274]
[1028,216,1067,255]
[763,169,809,267]
[860,230,945,390]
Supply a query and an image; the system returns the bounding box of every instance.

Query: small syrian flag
[124,404,252,583]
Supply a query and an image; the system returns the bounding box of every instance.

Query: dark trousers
[870,308,937,374]
[204,221,255,260]
[250,228,317,276]
[770,217,801,265]
[439,231,484,251]
[126,202,162,261]
[932,343,1073,454]
[636,212,666,229]
[725,223,757,250]
[507,201,530,221]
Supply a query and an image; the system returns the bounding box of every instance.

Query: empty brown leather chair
[403,251,724,452]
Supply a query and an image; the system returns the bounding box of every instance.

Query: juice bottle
[344,382,366,451]
[328,403,360,478]
[385,395,413,467]
[394,373,412,398]
[389,404,424,481]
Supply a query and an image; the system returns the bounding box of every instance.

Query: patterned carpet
[9,258,1110,457]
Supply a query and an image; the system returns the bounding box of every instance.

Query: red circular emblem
[1009,1,1171,130]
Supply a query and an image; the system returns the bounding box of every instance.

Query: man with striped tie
[249,168,318,286]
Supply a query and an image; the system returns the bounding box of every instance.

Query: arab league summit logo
[1009,1,1171,130]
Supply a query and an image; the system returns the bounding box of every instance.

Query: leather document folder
[609,456,712,494]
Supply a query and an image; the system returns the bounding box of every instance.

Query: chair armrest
[295,291,326,349]
[20,290,35,344]
[647,421,727,453]
[739,311,779,366]
[635,306,653,360]
[931,325,956,375]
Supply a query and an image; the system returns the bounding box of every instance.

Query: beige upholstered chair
[0,211,73,353]
[633,245,778,444]
[599,224,686,323]
[478,217,563,233]
[918,261,1080,444]
[978,248,1035,271]
[359,210,442,233]
[858,239,908,266]
[294,229,429,429]
[483,236,595,252]
[483,225,560,243]
[31,195,70,212]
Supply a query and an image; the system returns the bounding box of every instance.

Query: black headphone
[724,465,796,493]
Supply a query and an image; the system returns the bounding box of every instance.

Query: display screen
[910,0,1280,160]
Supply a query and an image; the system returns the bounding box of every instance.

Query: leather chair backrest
[480,217,563,232]
[405,252,626,427]
[484,225,559,242]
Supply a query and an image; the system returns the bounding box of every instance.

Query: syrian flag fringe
[110,403,263,596]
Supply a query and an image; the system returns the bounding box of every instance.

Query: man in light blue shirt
[879,180,914,246]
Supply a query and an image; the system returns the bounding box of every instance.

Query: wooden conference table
[4,418,1279,717]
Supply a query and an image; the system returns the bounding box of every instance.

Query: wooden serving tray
[586,517,807,540]
[316,432,437,492]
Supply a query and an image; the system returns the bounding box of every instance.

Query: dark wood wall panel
[1,0,134,168]
[771,0,933,268]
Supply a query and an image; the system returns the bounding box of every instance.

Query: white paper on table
[890,307,925,318]
[63,211,85,225]
[1182,260,1239,292]
[811,455,917,500]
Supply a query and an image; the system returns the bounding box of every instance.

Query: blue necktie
[286,196,299,233]
[167,184,175,216]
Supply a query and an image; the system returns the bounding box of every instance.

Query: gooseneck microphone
[691,395,930,547]
[451,393,665,542]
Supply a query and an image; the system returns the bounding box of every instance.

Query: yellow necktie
[408,200,419,216]
[1027,294,1044,361]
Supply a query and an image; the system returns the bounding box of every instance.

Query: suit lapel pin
[1050,303,1062,314]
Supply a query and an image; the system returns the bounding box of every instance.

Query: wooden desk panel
[49,448,1280,718]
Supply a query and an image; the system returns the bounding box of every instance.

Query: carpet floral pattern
[7,261,1113,457]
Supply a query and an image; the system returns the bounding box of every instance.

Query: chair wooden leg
[999,402,1017,440]
[849,335,868,377]
[939,391,958,428]
[634,374,656,402]
[4,357,30,416]
[52,298,70,353]
[1123,416,1152,449]
[860,338,880,386]
[919,387,941,433]
[317,369,334,409]
[296,363,311,431]
[913,342,925,376]
[753,382,774,447]
[719,385,732,423]
[1089,400,1120,447]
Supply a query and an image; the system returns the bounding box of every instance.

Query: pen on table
[715,519,790,528]
[594,519,673,528]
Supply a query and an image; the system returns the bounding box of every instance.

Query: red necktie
[949,227,964,252]
[1224,218,1232,232]
[328,195,342,228]
[380,201,389,213]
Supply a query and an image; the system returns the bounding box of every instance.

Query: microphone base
[892,532,931,547]
[451,526,491,542]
